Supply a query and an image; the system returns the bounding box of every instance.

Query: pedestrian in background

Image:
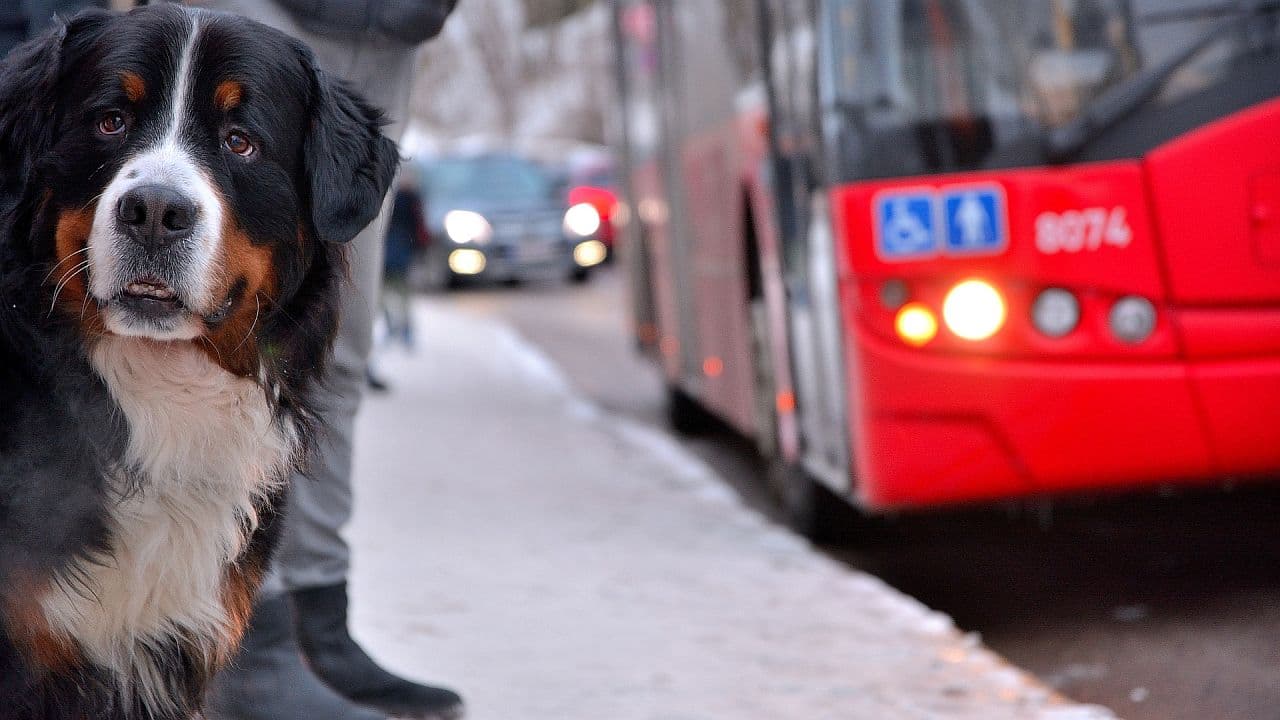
[367,169,429,391]
[176,2,464,720]
[383,168,430,351]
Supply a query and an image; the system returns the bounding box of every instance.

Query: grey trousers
[193,0,417,594]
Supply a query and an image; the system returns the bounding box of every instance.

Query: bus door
[764,0,853,492]
[609,2,658,358]
[670,0,762,435]
[616,0,691,381]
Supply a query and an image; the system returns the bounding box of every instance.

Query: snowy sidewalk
[345,300,1117,720]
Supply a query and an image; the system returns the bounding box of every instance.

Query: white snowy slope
[345,299,1119,720]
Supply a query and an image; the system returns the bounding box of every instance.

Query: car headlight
[563,202,601,237]
[448,249,487,275]
[444,210,492,244]
[573,239,608,268]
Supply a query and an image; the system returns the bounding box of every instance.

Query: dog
[0,5,397,718]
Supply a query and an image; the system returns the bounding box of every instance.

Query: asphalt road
[436,268,1280,720]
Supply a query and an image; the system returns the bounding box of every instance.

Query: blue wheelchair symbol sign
[875,191,937,259]
[942,186,1006,254]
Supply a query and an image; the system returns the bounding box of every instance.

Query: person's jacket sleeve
[274,0,457,45]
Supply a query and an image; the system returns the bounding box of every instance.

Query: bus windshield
[825,0,1280,180]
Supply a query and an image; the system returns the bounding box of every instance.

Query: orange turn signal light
[895,303,939,347]
[776,390,796,414]
[702,356,724,378]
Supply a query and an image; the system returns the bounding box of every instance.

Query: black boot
[204,593,387,720]
[291,583,465,720]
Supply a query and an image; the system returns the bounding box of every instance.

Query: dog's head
[0,4,397,375]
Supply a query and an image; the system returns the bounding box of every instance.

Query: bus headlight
[563,203,602,237]
[1031,289,1080,338]
[942,279,1006,341]
[895,303,938,347]
[444,210,492,244]
[1109,296,1156,344]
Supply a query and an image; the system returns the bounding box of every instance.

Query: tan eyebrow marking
[214,80,243,112]
[120,71,146,103]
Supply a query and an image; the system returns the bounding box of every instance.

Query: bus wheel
[769,460,860,544]
[667,386,715,435]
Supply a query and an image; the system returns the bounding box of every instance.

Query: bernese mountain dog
[0,5,397,719]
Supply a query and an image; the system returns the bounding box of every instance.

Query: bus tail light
[942,279,1006,341]
[895,303,939,347]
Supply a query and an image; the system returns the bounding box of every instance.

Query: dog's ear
[0,11,110,203]
[0,23,67,203]
[299,52,399,245]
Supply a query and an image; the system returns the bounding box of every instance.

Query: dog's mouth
[116,277,185,315]
[124,279,177,301]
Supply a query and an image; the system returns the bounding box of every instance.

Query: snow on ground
[346,299,1118,720]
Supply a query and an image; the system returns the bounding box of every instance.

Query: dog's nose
[116,185,198,250]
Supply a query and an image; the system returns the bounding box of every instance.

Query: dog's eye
[223,131,255,158]
[97,112,127,136]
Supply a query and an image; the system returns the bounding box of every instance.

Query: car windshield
[576,168,617,189]
[424,156,554,204]
[825,0,1280,178]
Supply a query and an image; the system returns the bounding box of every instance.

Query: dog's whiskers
[198,335,225,366]
[80,189,108,212]
[258,292,304,333]
[231,295,261,356]
[41,246,92,286]
[86,161,111,183]
[79,284,95,323]
[48,259,92,315]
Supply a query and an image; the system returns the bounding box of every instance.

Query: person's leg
[198,3,461,719]
[206,153,398,720]
[273,189,389,592]
[399,279,415,349]
[276,183,460,720]
[204,594,385,720]
[383,272,413,349]
[210,192,458,720]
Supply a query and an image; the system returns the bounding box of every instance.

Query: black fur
[0,6,396,719]
[303,57,400,245]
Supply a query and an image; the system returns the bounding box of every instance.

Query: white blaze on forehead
[87,13,227,338]
[165,13,201,148]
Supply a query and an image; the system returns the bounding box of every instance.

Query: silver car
[416,152,607,289]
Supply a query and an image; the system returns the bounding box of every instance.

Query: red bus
[609,0,1280,536]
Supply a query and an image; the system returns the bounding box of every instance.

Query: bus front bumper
[848,326,1280,511]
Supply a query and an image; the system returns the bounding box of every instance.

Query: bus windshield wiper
[1045,0,1280,162]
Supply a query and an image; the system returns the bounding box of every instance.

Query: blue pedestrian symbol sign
[942,185,1007,254]
[875,190,937,260]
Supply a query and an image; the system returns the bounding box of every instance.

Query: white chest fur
[41,336,297,709]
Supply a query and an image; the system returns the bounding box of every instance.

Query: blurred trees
[407,0,610,147]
